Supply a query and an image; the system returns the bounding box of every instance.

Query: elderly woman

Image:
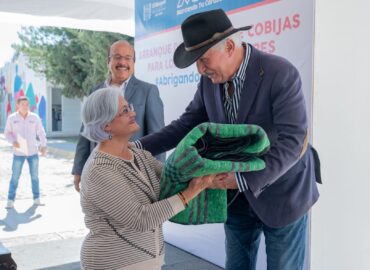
[79,87,216,270]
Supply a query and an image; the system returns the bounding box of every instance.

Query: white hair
[81,87,122,142]
[213,32,243,51]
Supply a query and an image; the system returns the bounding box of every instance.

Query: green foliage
[12,27,133,98]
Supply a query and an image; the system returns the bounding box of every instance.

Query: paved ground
[0,134,223,270]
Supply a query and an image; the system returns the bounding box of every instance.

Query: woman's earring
[108,133,112,140]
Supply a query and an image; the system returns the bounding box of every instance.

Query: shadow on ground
[0,205,41,232]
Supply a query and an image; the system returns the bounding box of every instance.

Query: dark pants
[224,194,307,270]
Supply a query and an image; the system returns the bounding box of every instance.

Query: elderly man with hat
[135,9,320,270]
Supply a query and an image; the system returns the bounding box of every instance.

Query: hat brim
[173,25,252,69]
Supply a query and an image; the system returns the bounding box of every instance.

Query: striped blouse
[80,148,184,270]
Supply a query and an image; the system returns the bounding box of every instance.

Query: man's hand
[210,172,239,189]
[39,146,47,156]
[74,175,81,192]
[13,141,20,148]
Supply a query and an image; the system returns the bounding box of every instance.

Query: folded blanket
[160,122,270,225]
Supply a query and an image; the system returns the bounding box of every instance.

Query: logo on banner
[143,3,152,21]
[143,0,167,21]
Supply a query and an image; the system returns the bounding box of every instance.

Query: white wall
[312,1,370,269]
[61,96,81,133]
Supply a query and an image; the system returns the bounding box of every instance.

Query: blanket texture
[160,122,270,224]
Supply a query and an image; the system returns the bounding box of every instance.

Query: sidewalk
[0,135,223,270]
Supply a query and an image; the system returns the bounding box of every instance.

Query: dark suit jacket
[139,46,319,228]
[72,76,165,175]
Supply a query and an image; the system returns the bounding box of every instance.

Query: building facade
[0,54,81,136]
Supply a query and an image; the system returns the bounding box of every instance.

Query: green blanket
[160,122,270,225]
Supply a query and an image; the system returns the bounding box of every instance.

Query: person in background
[133,9,320,270]
[72,40,165,192]
[4,96,47,209]
[79,87,218,270]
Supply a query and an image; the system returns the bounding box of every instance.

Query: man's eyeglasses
[117,103,134,117]
[109,54,134,62]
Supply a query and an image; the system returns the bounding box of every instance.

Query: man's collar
[105,76,132,89]
[16,111,29,119]
[231,43,250,84]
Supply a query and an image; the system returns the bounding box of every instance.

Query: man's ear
[225,39,235,55]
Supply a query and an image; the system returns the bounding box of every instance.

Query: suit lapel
[124,76,136,101]
[236,47,264,123]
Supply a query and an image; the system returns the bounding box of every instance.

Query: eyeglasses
[117,103,134,117]
[109,54,134,62]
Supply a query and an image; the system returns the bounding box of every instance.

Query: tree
[12,27,133,98]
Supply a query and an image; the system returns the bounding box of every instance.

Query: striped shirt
[80,148,184,270]
[223,43,251,192]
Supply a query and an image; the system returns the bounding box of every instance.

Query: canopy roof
[0,0,135,35]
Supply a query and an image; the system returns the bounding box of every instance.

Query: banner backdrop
[135,0,314,267]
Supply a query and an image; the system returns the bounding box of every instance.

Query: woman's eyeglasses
[117,103,134,117]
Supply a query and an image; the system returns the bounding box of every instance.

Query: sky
[0,23,22,68]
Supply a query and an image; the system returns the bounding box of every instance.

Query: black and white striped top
[80,148,184,270]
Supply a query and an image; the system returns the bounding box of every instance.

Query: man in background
[72,40,165,191]
[4,96,47,209]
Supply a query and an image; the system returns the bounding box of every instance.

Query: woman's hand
[188,174,217,191]
[181,173,229,205]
